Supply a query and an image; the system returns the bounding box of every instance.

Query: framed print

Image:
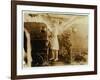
[11,1,97,80]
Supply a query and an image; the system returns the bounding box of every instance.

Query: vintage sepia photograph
[11,1,97,79]
[23,12,88,67]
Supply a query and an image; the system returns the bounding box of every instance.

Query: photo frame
[11,1,97,80]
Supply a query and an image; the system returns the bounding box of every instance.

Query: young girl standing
[49,27,59,61]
